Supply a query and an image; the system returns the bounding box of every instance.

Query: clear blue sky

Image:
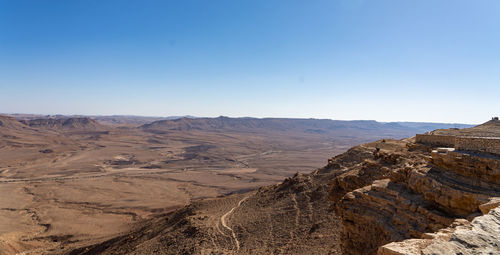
[1,0,499,124]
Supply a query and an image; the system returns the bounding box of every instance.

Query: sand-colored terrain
[0,116,354,254]
[66,120,500,255]
[0,115,474,254]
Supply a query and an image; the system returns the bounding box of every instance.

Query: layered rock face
[378,206,500,255]
[431,149,499,185]
[328,138,500,254]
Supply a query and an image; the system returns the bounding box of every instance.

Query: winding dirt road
[220,196,249,251]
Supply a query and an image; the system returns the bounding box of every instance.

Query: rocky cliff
[329,134,500,254]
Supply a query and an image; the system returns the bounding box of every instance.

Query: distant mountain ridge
[5,114,475,131]
[0,115,28,129]
[6,114,196,126]
[386,121,472,131]
[429,118,500,137]
[19,117,104,130]
[141,116,474,139]
[91,115,195,125]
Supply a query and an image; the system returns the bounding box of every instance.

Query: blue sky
[1,0,499,124]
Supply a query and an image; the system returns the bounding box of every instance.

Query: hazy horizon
[1,0,499,123]
[2,112,483,125]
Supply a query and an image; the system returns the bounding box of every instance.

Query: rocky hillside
[66,139,387,255]
[66,142,379,254]
[330,122,500,254]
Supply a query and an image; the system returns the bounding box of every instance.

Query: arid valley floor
[0,115,484,254]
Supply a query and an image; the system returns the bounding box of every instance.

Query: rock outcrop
[329,122,500,254]
[378,206,500,255]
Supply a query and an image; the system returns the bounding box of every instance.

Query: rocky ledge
[328,138,500,254]
[378,206,500,255]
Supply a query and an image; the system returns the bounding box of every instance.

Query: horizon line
[1,112,482,125]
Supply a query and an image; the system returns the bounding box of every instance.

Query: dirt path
[220,196,249,251]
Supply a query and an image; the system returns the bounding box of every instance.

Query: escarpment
[329,119,500,255]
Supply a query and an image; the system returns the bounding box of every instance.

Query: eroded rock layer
[379,206,500,255]
[329,137,500,255]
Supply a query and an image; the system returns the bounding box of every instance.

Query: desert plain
[0,115,472,254]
